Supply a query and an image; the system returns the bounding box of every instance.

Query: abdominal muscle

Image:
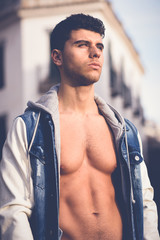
[59,163,123,240]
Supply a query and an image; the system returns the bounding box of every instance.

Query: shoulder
[124,118,138,135]
[1,116,29,158]
[19,109,40,124]
[18,109,41,148]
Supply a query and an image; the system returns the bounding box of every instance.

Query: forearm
[141,161,160,239]
[0,205,33,240]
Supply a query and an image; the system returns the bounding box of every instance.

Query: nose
[89,46,101,58]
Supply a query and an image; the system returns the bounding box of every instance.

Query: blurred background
[0,0,159,231]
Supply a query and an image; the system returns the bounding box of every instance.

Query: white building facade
[0,0,145,158]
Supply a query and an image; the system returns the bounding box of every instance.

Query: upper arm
[0,117,34,239]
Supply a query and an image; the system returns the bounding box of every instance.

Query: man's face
[60,29,104,86]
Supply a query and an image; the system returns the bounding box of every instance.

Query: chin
[85,76,100,85]
[86,78,99,85]
[82,71,101,83]
[65,70,101,87]
[76,73,99,85]
[70,78,99,87]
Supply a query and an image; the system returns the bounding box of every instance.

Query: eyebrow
[73,40,104,49]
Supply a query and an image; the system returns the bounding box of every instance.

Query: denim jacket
[21,109,144,240]
[0,85,159,240]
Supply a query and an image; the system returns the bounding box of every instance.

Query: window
[133,97,142,116]
[122,83,132,108]
[0,115,7,160]
[110,67,120,97]
[108,44,122,97]
[0,43,5,89]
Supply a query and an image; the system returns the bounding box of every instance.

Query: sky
[109,0,160,124]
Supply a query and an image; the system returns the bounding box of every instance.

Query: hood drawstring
[124,124,136,204]
[27,111,41,199]
[28,111,41,153]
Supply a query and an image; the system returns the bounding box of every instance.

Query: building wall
[0,20,23,127]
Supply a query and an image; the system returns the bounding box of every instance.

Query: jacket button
[135,155,140,161]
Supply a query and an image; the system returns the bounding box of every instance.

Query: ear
[51,49,63,67]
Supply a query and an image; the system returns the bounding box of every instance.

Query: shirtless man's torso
[59,111,123,240]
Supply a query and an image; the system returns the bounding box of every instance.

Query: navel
[92,212,100,217]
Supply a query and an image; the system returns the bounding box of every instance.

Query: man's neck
[58,82,98,115]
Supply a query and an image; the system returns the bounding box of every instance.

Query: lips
[88,62,101,70]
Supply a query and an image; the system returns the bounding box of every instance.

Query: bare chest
[60,114,117,175]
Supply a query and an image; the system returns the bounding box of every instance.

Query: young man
[0,14,159,240]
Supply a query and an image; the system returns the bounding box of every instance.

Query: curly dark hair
[50,13,105,51]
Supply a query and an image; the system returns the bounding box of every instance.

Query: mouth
[88,62,101,70]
